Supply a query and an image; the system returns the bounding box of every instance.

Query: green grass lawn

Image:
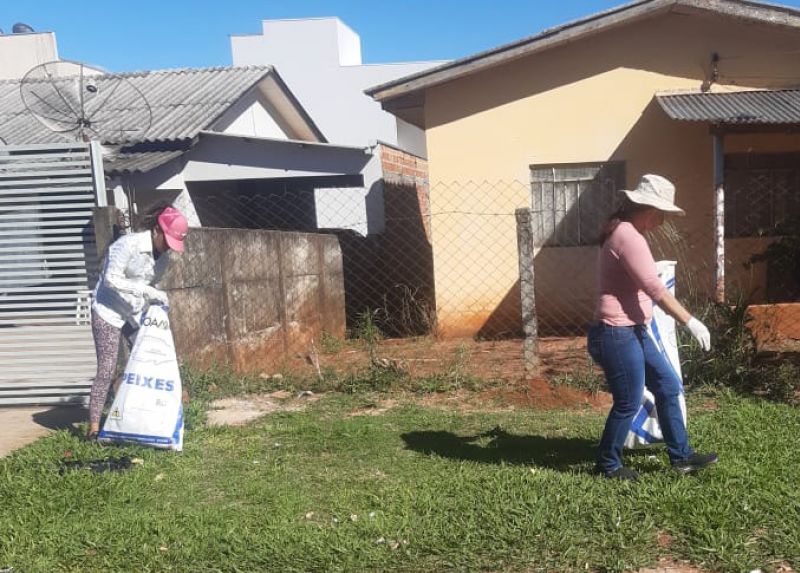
[0,391,798,572]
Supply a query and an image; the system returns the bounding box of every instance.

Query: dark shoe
[85,431,99,443]
[596,466,639,481]
[672,452,718,474]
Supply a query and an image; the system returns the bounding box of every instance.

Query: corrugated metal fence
[0,142,101,405]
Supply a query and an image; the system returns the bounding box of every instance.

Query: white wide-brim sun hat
[621,174,685,216]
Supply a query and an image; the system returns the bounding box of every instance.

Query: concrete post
[92,206,119,259]
[713,131,726,303]
[515,208,539,375]
[89,141,107,207]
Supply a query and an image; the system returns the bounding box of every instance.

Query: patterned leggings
[89,311,130,425]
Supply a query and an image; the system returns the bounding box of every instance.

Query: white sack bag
[99,304,184,451]
[624,260,687,448]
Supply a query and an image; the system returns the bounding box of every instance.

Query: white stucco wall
[0,32,58,80]
[212,92,288,139]
[230,18,445,156]
[314,151,385,236]
[336,19,362,66]
[396,119,427,159]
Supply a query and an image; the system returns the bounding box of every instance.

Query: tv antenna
[20,60,152,143]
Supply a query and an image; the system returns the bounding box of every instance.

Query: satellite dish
[12,23,35,34]
[19,60,152,143]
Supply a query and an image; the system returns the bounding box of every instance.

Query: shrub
[681,298,800,404]
[681,298,757,389]
[753,361,800,405]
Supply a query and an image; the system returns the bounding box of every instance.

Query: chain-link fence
[106,164,800,395]
[525,163,800,403]
[154,179,572,384]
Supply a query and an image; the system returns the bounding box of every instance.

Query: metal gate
[0,142,102,405]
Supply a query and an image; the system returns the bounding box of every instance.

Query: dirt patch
[412,390,515,413]
[207,391,320,426]
[274,335,605,411]
[347,399,398,417]
[344,381,608,416]
[346,393,513,417]
[656,531,674,549]
[307,336,588,382]
[698,398,719,411]
[481,378,612,411]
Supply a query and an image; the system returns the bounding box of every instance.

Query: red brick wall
[330,144,435,337]
[379,144,431,241]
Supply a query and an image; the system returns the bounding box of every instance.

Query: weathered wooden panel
[530,162,625,247]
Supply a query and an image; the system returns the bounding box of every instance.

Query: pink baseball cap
[157,207,189,253]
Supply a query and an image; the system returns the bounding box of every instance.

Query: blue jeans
[587,322,693,472]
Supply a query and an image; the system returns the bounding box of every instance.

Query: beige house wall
[421,10,800,336]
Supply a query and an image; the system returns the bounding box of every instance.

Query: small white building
[231,17,445,156]
[0,24,103,81]
[0,24,58,80]
[231,18,447,235]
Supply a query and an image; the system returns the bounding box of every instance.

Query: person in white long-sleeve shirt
[87,205,188,439]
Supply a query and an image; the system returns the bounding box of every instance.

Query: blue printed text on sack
[123,372,175,392]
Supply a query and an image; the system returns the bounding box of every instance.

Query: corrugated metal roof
[104,150,187,175]
[657,89,800,124]
[0,66,273,146]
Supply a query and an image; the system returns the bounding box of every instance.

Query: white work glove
[684,317,711,351]
[144,286,169,307]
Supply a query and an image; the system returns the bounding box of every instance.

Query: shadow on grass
[402,427,656,471]
[402,427,597,470]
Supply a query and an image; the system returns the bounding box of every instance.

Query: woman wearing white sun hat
[587,174,718,481]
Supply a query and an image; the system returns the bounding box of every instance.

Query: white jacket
[92,231,171,329]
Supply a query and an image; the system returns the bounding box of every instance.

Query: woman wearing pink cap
[87,204,188,440]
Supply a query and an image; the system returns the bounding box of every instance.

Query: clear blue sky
[4,0,799,73]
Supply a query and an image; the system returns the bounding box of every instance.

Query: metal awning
[105,132,373,188]
[656,89,800,304]
[180,132,372,183]
[657,90,800,125]
[105,149,188,175]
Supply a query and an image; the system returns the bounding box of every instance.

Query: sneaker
[672,452,718,474]
[596,466,639,481]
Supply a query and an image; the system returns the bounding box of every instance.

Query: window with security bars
[724,154,800,238]
[529,161,625,247]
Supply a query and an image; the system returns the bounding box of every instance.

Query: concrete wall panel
[160,228,344,372]
[226,231,281,283]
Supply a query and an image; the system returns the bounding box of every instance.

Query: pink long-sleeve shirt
[594,221,667,326]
